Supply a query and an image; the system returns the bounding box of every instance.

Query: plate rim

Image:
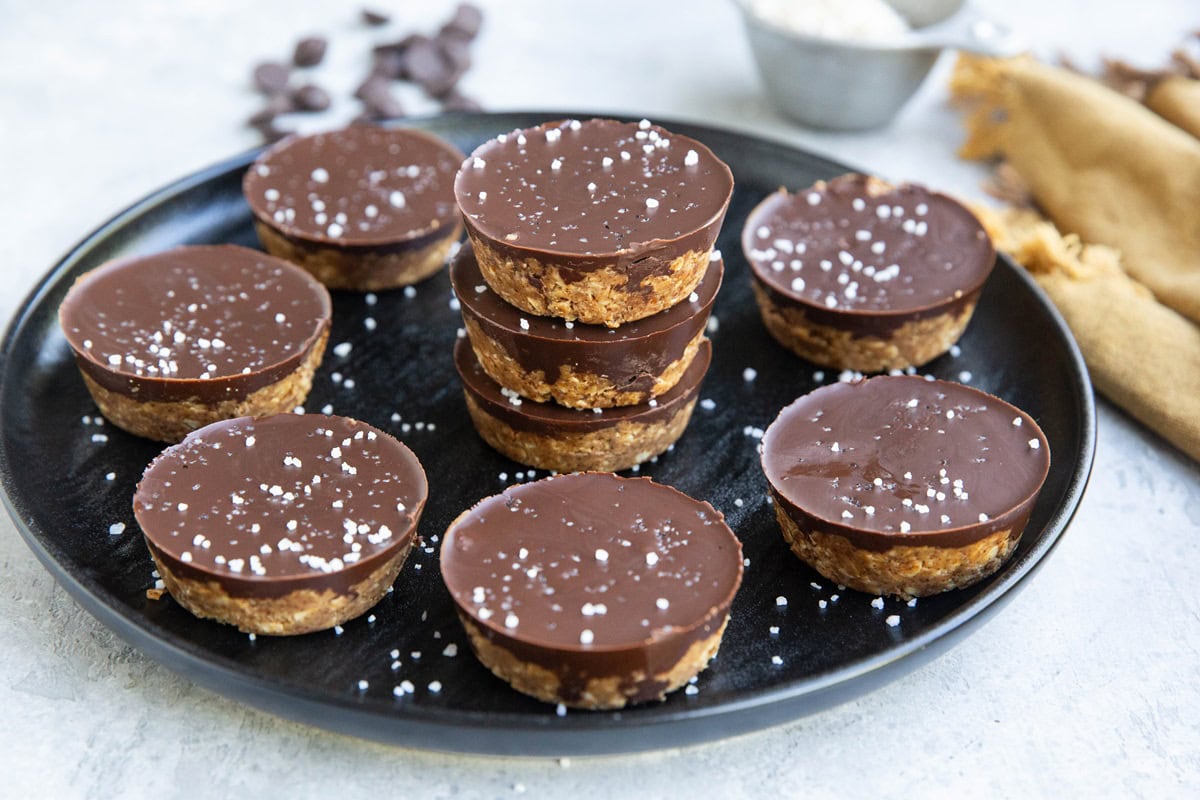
[0,110,1097,755]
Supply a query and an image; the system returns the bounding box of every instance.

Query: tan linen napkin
[950,55,1200,325]
[972,206,1200,462]
[1147,75,1200,140]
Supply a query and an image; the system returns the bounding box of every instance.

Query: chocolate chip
[251,119,293,143]
[291,83,332,112]
[357,77,405,119]
[246,94,296,126]
[252,62,290,95]
[354,74,389,101]
[442,3,483,40]
[442,90,482,112]
[403,37,458,97]
[293,36,328,68]
[374,33,422,56]
[371,49,406,81]
[439,36,472,72]
[361,8,390,26]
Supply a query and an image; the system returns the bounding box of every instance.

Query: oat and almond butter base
[772,501,1022,600]
[149,537,413,635]
[752,281,978,372]
[256,221,460,291]
[459,614,729,710]
[80,330,328,443]
[462,394,697,473]
[470,235,711,328]
[463,317,705,409]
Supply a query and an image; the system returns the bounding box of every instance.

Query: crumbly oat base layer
[149,538,413,635]
[464,318,704,409]
[81,330,328,443]
[458,614,729,709]
[772,502,1021,600]
[463,394,696,472]
[255,221,459,291]
[469,236,711,327]
[752,281,977,372]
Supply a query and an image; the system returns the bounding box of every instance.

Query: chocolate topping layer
[451,245,722,390]
[442,473,742,687]
[134,414,428,599]
[244,125,464,249]
[743,175,994,332]
[59,245,331,403]
[454,118,733,269]
[454,336,711,434]
[761,376,1050,550]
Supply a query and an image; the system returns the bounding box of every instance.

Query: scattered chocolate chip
[442,3,483,41]
[362,8,391,26]
[372,49,406,81]
[246,94,297,126]
[291,83,332,112]
[246,4,485,143]
[403,37,457,97]
[250,119,293,143]
[354,74,387,101]
[293,36,328,68]
[442,90,482,112]
[252,62,291,95]
[359,78,405,119]
[439,36,472,73]
[374,33,422,56]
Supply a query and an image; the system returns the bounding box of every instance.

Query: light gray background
[2,1,1198,797]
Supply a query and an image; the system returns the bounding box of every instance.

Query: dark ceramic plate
[0,112,1094,756]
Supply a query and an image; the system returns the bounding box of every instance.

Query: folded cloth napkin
[971,206,1200,462]
[950,55,1200,325]
[1147,75,1200,139]
[950,54,1200,462]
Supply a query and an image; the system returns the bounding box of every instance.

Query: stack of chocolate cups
[450,118,734,472]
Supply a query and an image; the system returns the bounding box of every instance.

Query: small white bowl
[736,0,1021,130]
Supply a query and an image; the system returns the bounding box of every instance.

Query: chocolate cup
[454,118,734,325]
[760,375,1050,597]
[133,414,428,610]
[455,336,710,472]
[244,125,465,290]
[451,244,722,407]
[742,174,994,370]
[440,473,743,708]
[58,244,332,440]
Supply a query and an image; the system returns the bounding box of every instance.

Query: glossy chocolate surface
[451,245,722,390]
[743,175,994,332]
[244,126,464,249]
[455,336,710,434]
[133,414,428,599]
[762,376,1050,550]
[454,118,733,271]
[58,244,331,403]
[442,473,743,697]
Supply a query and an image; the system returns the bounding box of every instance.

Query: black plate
[0,112,1095,756]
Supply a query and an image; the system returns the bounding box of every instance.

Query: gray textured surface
[2,1,1198,796]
